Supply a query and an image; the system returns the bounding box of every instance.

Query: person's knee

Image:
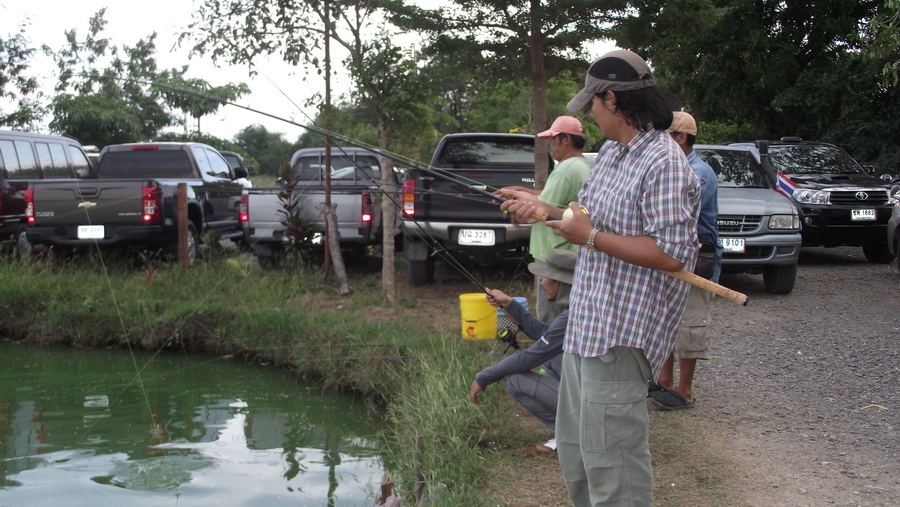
[505,374,525,397]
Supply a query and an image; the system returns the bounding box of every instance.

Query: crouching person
[468,249,576,454]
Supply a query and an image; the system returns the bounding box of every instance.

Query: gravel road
[697,246,899,505]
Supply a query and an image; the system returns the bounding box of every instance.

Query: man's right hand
[469,380,484,404]
[485,288,512,308]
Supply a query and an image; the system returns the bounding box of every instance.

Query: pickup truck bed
[25,142,244,264]
[242,147,397,264]
[402,133,545,285]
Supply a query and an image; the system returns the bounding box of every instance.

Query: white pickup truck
[241,147,397,265]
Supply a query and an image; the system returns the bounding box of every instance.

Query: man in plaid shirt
[506,49,699,505]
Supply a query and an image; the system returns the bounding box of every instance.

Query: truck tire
[896,236,900,273]
[763,264,797,294]
[166,224,199,266]
[409,259,435,286]
[15,230,34,261]
[862,241,895,263]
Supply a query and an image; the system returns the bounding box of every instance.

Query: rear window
[99,150,194,178]
[696,149,768,188]
[293,154,381,182]
[435,139,535,166]
[767,144,863,175]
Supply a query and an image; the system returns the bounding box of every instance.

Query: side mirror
[233,167,249,179]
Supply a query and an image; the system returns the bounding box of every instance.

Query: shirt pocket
[594,187,642,236]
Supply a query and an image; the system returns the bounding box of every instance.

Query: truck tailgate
[415,168,531,222]
[32,180,149,226]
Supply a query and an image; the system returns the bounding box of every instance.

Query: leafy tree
[45,9,173,145]
[156,73,250,136]
[384,0,628,188]
[614,0,899,171]
[234,125,294,176]
[868,0,900,85]
[0,26,44,129]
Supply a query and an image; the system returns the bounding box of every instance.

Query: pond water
[0,341,383,506]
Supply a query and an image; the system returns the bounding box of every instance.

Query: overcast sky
[2,0,616,143]
[1,0,353,142]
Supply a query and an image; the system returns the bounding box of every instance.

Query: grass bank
[0,256,519,503]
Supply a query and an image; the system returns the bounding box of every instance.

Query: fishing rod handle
[668,269,749,306]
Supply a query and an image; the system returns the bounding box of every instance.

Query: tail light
[361,192,373,224]
[131,144,158,151]
[141,185,160,223]
[24,189,34,224]
[239,192,249,222]
[402,179,416,217]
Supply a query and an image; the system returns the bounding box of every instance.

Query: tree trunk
[378,120,397,304]
[319,203,351,295]
[529,0,549,190]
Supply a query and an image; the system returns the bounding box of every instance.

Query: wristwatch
[586,228,599,251]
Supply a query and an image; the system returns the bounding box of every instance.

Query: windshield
[696,149,768,188]
[436,139,535,166]
[99,150,194,178]
[222,153,243,171]
[767,144,863,175]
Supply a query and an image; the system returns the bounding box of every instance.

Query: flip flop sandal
[648,387,694,411]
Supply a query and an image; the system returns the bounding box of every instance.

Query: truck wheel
[763,264,797,294]
[862,241,895,263]
[15,230,34,261]
[409,259,435,286]
[167,224,199,266]
[896,236,900,273]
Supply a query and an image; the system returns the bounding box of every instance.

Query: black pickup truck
[402,133,547,285]
[731,138,896,262]
[25,142,244,264]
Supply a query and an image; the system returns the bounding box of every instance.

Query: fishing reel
[497,312,521,353]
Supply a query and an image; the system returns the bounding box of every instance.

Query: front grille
[716,215,761,234]
[830,190,888,206]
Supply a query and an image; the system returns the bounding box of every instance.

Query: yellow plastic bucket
[459,293,497,340]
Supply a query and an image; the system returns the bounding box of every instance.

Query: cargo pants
[556,347,653,506]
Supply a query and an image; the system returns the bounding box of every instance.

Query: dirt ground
[401,246,899,506]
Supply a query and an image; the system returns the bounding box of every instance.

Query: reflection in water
[0,341,382,506]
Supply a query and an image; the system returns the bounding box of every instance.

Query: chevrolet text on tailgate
[25,142,245,265]
[402,133,543,285]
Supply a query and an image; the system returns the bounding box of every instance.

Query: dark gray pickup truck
[402,133,546,285]
[25,142,244,264]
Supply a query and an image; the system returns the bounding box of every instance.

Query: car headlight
[769,214,801,230]
[890,186,899,207]
[793,189,830,204]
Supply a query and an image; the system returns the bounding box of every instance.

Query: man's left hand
[546,202,593,245]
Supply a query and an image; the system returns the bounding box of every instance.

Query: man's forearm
[590,233,685,272]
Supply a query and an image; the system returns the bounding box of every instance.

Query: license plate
[458,229,495,246]
[851,209,876,221]
[77,225,105,239]
[721,237,745,253]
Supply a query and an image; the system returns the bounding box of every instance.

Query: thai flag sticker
[776,172,797,200]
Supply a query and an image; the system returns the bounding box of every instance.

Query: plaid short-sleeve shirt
[564,129,700,377]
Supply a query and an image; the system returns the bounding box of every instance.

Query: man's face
[541,277,560,301]
[548,134,567,161]
[591,92,615,134]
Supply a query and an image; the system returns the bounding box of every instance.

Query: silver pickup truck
[242,147,396,265]
[694,144,802,294]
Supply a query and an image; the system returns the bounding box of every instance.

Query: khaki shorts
[676,286,712,360]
